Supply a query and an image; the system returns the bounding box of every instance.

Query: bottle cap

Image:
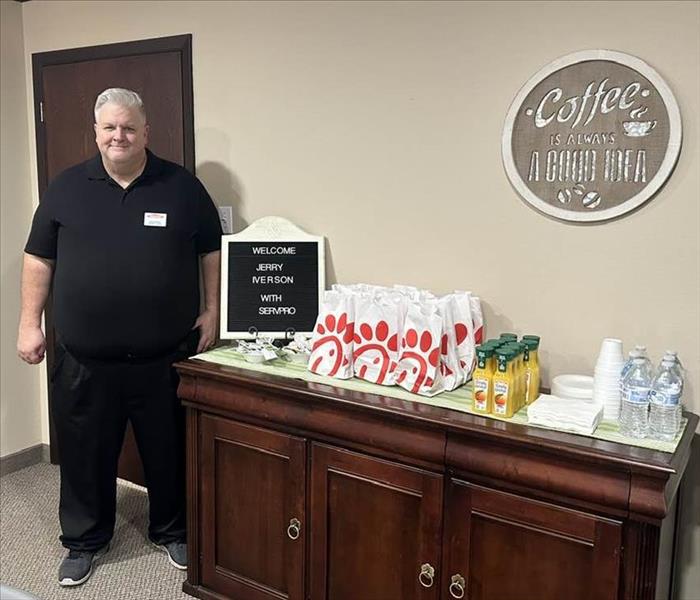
[522,335,541,342]
[476,345,494,358]
[500,333,517,340]
[522,338,539,350]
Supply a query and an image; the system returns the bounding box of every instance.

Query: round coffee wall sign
[502,50,682,222]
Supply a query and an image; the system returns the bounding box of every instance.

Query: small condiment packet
[237,338,280,362]
[262,347,279,361]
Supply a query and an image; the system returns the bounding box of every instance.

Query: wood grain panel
[184,375,446,468]
[200,415,305,600]
[622,520,660,600]
[446,434,630,516]
[443,480,622,600]
[185,407,200,585]
[310,443,443,600]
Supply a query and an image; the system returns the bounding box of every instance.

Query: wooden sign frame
[502,50,682,223]
[220,216,325,340]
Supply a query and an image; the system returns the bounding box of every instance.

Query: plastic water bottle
[619,356,653,438]
[620,349,641,380]
[662,350,684,379]
[621,345,651,379]
[649,358,683,441]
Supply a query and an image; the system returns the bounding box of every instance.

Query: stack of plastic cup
[593,338,625,421]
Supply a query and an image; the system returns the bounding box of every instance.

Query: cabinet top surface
[176,359,697,475]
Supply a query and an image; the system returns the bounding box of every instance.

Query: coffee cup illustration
[623,120,657,137]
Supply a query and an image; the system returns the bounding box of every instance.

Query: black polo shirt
[25,150,222,360]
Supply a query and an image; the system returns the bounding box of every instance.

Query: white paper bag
[452,292,477,383]
[437,295,462,391]
[395,301,444,396]
[469,295,484,346]
[309,291,355,379]
[352,295,401,385]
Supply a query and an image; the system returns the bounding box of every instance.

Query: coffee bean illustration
[573,184,585,196]
[557,189,572,204]
[582,191,601,208]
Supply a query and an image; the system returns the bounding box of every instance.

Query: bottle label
[623,387,650,404]
[474,378,490,410]
[493,381,509,415]
[649,390,681,406]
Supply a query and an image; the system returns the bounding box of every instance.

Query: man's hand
[17,325,47,364]
[193,309,218,353]
[18,253,53,364]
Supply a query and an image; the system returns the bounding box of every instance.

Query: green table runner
[193,347,685,454]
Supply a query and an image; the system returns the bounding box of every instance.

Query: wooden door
[200,415,306,600]
[31,35,194,484]
[443,479,622,600]
[309,443,443,600]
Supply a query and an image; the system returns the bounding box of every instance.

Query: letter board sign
[220,216,325,339]
[502,50,682,222]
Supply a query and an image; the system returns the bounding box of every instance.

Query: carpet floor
[0,462,189,599]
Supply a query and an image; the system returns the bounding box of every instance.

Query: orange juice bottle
[492,350,517,418]
[515,343,528,409]
[523,338,541,405]
[503,343,524,410]
[473,345,495,414]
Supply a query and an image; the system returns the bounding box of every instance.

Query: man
[17,88,222,587]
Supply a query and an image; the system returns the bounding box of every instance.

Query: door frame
[31,34,195,463]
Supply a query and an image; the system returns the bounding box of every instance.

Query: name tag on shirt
[144,212,167,227]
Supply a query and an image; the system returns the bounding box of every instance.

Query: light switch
[218,206,233,234]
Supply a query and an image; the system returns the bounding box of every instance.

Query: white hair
[94,88,147,122]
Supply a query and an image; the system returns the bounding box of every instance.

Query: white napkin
[527,394,603,435]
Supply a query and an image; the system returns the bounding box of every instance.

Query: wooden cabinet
[310,443,443,600]
[199,415,305,600]
[177,360,697,600]
[442,479,622,600]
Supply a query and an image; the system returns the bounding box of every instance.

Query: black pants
[51,343,191,552]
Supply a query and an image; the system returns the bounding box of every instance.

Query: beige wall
[4,0,699,595]
[18,0,700,411]
[1,0,44,457]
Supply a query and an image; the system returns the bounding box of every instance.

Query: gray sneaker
[58,544,109,587]
[151,540,187,570]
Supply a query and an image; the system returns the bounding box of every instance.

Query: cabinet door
[200,415,306,600]
[443,479,622,600]
[310,443,443,600]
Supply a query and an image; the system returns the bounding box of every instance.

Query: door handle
[287,517,301,540]
[449,573,466,598]
[418,563,435,588]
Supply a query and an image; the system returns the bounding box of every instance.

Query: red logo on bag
[310,312,354,376]
[396,328,440,393]
[454,321,472,368]
[352,319,399,384]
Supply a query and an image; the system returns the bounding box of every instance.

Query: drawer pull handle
[419,563,435,588]
[449,574,466,599]
[287,517,301,540]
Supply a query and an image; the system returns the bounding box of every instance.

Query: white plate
[552,374,594,400]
